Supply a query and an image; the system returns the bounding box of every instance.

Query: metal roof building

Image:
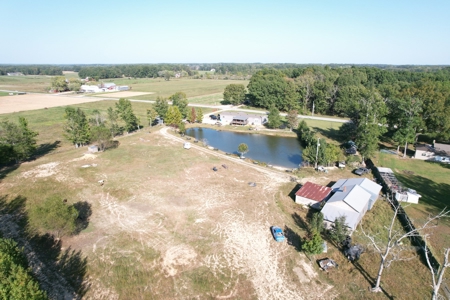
[331,178,382,210]
[321,184,372,231]
[295,182,331,209]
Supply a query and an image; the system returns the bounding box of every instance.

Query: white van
[184,142,191,149]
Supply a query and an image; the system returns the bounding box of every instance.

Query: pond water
[185,127,302,168]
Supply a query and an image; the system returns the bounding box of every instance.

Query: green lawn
[0,91,10,97]
[377,153,450,259]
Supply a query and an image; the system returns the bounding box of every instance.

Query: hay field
[0,75,52,93]
[111,78,249,100]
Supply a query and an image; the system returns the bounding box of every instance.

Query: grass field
[0,91,9,97]
[101,78,249,101]
[0,75,51,93]
[377,153,450,260]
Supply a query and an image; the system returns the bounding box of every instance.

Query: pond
[185,127,303,169]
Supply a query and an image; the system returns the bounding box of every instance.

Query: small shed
[395,189,421,204]
[295,182,332,209]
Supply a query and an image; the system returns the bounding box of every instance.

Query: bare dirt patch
[96,91,153,98]
[0,93,105,114]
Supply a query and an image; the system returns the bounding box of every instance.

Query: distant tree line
[0,65,63,76]
[77,64,196,80]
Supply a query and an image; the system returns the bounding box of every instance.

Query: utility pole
[312,101,315,116]
[315,138,320,170]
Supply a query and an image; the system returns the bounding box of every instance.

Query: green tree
[115,98,138,133]
[154,97,169,119]
[302,232,323,255]
[0,238,48,300]
[107,107,121,137]
[223,84,246,105]
[29,196,79,238]
[309,212,324,236]
[146,106,158,126]
[196,108,204,123]
[169,92,189,118]
[165,106,182,127]
[51,76,68,92]
[247,70,298,111]
[68,78,82,92]
[178,122,186,135]
[0,117,38,163]
[63,107,90,147]
[286,109,299,131]
[189,107,197,123]
[237,143,249,158]
[267,106,282,129]
[329,216,350,245]
[164,71,171,81]
[389,96,424,157]
[89,109,105,127]
[90,126,112,151]
[354,90,388,160]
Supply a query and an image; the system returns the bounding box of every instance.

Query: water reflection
[185,128,302,168]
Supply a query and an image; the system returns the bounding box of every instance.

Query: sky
[1,0,449,65]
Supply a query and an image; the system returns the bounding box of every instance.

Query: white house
[331,178,382,210]
[295,182,331,209]
[321,185,372,231]
[219,112,268,126]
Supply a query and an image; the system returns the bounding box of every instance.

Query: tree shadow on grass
[311,127,342,143]
[292,212,310,234]
[352,261,394,300]
[0,194,90,298]
[73,201,92,234]
[34,140,61,158]
[284,225,302,251]
[0,164,19,182]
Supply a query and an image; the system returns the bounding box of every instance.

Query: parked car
[338,161,346,168]
[354,167,370,176]
[318,258,338,271]
[215,122,222,126]
[271,226,285,242]
[183,142,191,149]
[346,146,357,155]
[209,115,217,120]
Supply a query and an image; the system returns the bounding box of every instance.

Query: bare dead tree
[360,195,449,293]
[423,239,450,300]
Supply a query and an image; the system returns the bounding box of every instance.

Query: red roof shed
[295,182,332,207]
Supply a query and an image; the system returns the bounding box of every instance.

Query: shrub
[29,196,78,238]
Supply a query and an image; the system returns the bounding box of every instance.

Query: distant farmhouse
[414,141,450,163]
[80,82,129,93]
[7,72,24,76]
[220,112,268,126]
